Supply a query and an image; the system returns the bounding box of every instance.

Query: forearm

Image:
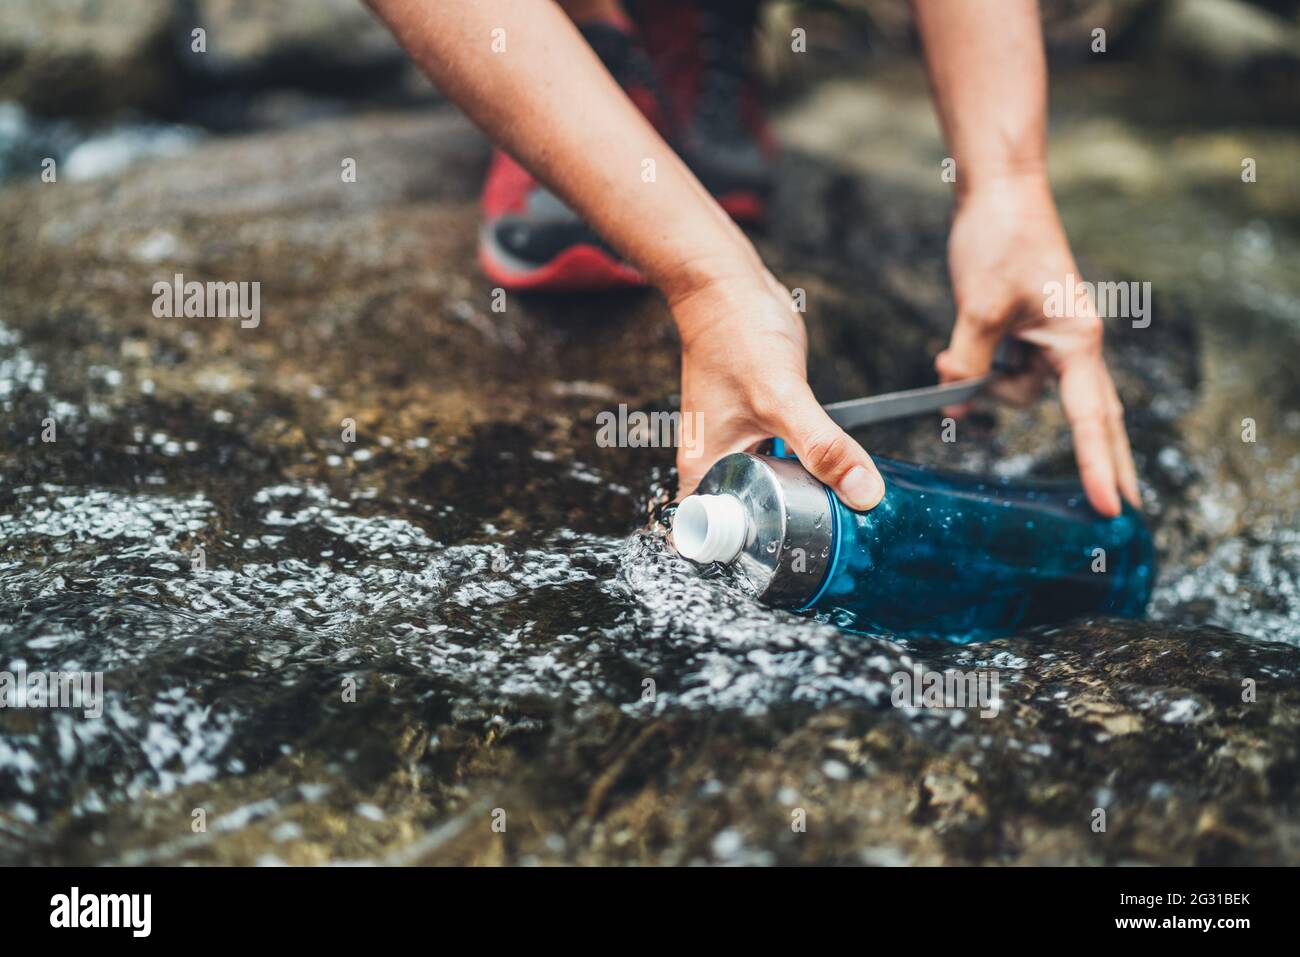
[367,0,761,301]
[911,0,1049,197]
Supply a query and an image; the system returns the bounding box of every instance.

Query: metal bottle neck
[682,452,835,608]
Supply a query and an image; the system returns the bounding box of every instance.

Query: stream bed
[1,64,1298,864]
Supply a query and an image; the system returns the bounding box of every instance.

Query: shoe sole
[479,226,647,292]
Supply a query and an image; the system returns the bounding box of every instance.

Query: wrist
[954,160,1051,205]
[669,272,799,357]
[669,275,748,353]
[659,250,766,325]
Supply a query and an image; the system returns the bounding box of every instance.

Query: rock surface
[0,0,174,116]
[185,0,410,88]
[0,0,421,118]
[1,65,1299,864]
[1155,0,1300,70]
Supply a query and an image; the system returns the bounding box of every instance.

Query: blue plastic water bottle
[671,452,1155,642]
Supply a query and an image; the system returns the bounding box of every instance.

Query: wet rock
[1152,0,1300,71]
[192,0,402,73]
[0,0,175,117]
[0,1,433,123]
[182,0,414,93]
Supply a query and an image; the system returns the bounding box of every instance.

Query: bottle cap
[673,493,748,564]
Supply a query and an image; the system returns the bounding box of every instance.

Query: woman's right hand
[668,274,886,511]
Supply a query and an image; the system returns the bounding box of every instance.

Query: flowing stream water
[1,65,1298,864]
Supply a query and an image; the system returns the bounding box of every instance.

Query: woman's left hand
[937,172,1140,517]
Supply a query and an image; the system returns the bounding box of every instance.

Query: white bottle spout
[673,493,748,564]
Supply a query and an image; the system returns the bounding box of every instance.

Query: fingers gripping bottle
[671,452,1155,642]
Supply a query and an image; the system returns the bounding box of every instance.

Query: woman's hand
[937,173,1140,516]
[668,274,886,510]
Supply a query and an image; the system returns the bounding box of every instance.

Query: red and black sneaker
[635,0,775,224]
[479,18,666,292]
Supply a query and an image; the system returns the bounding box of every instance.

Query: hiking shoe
[479,19,665,291]
[636,0,775,224]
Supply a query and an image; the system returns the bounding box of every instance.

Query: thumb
[776,385,885,511]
